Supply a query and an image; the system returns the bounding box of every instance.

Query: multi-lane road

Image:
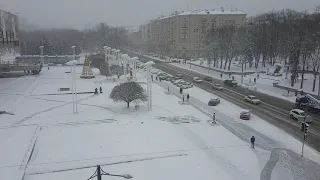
[129,52,320,152]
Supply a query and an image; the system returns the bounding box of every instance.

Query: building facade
[141,9,246,58]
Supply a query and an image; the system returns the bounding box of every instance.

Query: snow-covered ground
[0,65,320,180]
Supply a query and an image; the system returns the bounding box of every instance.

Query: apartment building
[141,9,246,58]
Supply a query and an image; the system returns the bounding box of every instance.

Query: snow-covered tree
[110,64,123,76]
[100,61,111,76]
[110,82,147,108]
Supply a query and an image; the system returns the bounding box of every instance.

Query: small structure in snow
[80,55,95,79]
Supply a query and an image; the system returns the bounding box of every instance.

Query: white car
[245,95,261,104]
[173,79,184,85]
[212,84,224,91]
[193,77,203,83]
[289,109,312,122]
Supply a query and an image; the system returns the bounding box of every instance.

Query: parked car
[289,109,312,123]
[157,72,167,77]
[245,95,261,104]
[187,83,194,88]
[173,79,184,85]
[208,98,221,106]
[240,110,251,120]
[193,77,203,83]
[176,72,183,77]
[212,84,224,91]
[165,76,174,81]
[174,76,182,80]
[224,79,238,87]
[204,76,213,81]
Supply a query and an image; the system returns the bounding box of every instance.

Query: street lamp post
[103,46,108,62]
[71,46,78,114]
[144,61,155,111]
[39,46,44,65]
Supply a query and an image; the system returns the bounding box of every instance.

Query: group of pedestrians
[182,94,190,103]
[94,86,103,94]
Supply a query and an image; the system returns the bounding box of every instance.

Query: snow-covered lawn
[1,66,320,180]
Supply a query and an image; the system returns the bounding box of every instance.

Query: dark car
[240,110,251,120]
[208,98,220,106]
[224,80,238,87]
[204,76,213,81]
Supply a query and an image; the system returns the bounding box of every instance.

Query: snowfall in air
[0,61,320,180]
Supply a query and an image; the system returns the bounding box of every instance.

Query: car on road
[240,109,251,120]
[176,72,183,77]
[289,109,312,123]
[193,77,203,83]
[224,80,238,87]
[245,95,261,105]
[204,76,213,81]
[212,84,224,91]
[208,98,221,106]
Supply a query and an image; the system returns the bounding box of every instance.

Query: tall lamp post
[71,46,78,114]
[103,46,108,62]
[144,61,155,111]
[39,46,44,64]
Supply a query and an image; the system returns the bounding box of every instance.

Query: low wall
[273,82,320,99]
[187,62,264,75]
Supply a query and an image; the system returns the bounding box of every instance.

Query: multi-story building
[141,9,246,58]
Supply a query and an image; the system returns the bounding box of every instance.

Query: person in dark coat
[100,86,103,93]
[94,88,98,95]
[187,94,190,101]
[251,136,255,149]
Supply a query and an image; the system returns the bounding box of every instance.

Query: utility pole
[241,56,244,84]
[318,75,320,96]
[301,115,309,158]
[97,165,102,180]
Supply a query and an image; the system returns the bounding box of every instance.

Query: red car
[240,110,251,120]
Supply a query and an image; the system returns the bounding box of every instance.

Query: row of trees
[19,23,128,55]
[207,7,320,89]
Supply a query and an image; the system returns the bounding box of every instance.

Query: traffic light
[301,122,305,132]
[305,123,310,133]
[301,122,310,132]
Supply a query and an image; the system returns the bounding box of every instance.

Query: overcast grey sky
[1,0,319,29]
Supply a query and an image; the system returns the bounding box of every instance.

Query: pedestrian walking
[220,73,222,78]
[94,88,98,95]
[212,113,216,124]
[187,94,190,101]
[254,78,256,83]
[251,136,255,149]
[156,76,158,81]
[168,86,170,93]
[100,86,103,93]
[257,73,260,79]
[151,75,153,81]
[180,87,183,94]
[182,95,185,102]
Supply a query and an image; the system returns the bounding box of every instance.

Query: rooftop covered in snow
[146,9,246,22]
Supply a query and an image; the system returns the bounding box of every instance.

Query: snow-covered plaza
[1,66,320,180]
